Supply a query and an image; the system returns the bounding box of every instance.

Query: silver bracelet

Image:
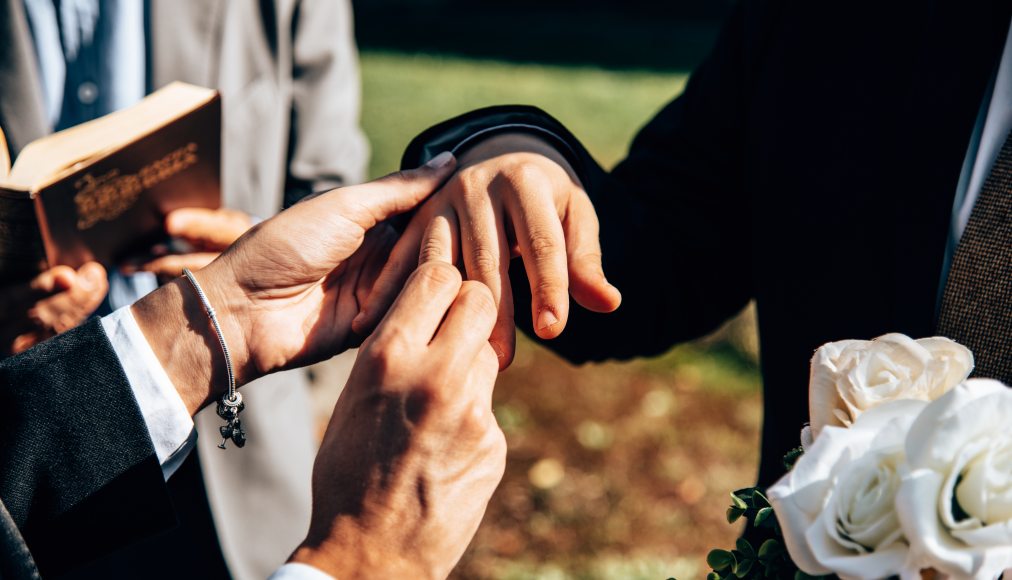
[181,268,246,449]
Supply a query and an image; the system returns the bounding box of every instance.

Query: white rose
[809,334,973,438]
[896,379,1012,579]
[769,400,925,580]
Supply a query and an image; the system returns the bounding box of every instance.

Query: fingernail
[537,309,559,332]
[424,151,454,169]
[492,342,505,361]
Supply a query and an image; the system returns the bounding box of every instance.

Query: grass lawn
[358,51,762,579]
[360,51,689,177]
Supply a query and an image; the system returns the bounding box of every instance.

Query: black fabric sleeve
[0,319,175,576]
[402,2,764,363]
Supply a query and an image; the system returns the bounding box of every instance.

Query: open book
[0,82,221,282]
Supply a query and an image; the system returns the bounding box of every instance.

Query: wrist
[131,266,251,416]
[456,132,581,186]
[289,538,430,580]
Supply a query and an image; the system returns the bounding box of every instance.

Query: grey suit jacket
[0,1,367,578]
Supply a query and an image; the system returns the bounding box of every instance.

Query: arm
[361,1,760,365]
[0,156,458,576]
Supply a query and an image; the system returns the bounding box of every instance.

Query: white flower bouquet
[690,334,1012,580]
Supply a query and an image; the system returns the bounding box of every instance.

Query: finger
[501,176,570,340]
[470,343,501,410]
[66,262,108,311]
[432,281,497,365]
[352,224,399,313]
[165,208,252,250]
[564,189,622,313]
[0,265,79,314]
[418,206,460,266]
[455,183,516,368]
[351,207,431,335]
[30,262,107,333]
[369,262,462,348]
[317,151,456,232]
[139,253,220,278]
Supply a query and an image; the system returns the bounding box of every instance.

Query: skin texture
[131,154,506,577]
[353,133,621,368]
[0,208,252,357]
[290,264,506,579]
[0,262,108,356]
[137,207,255,280]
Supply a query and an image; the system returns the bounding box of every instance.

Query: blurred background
[316,2,762,577]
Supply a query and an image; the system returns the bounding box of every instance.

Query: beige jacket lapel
[0,0,50,157]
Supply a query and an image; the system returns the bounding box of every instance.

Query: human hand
[352,133,621,368]
[290,261,505,579]
[131,153,457,414]
[136,208,253,279]
[0,262,108,356]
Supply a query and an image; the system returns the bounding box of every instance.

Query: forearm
[130,267,250,416]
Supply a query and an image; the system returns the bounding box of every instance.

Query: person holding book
[0,0,367,577]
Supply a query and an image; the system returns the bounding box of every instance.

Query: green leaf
[753,490,771,508]
[706,574,721,580]
[736,538,756,558]
[727,506,746,524]
[754,506,774,528]
[783,446,805,471]
[731,492,749,510]
[707,549,736,573]
[757,538,782,560]
[733,557,754,578]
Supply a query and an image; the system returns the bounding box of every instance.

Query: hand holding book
[0,262,107,355]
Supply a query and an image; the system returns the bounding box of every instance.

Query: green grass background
[357,50,761,579]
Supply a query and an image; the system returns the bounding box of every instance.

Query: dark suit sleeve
[0,319,175,576]
[402,2,767,363]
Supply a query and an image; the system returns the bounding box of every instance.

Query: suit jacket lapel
[887,0,1011,335]
[149,0,227,89]
[0,0,50,158]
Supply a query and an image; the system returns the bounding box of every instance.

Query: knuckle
[526,230,560,261]
[458,282,498,323]
[363,333,410,374]
[457,165,492,193]
[532,275,564,299]
[470,247,501,277]
[414,261,462,290]
[459,401,491,436]
[418,235,447,263]
[507,160,550,191]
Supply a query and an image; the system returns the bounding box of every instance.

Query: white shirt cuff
[268,563,336,580]
[102,306,196,480]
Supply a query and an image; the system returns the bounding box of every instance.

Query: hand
[352,133,621,368]
[0,263,108,356]
[290,262,505,579]
[131,153,457,414]
[137,208,253,279]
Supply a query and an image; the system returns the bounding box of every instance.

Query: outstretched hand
[352,133,621,368]
[132,152,458,413]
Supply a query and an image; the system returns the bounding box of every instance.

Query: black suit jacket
[403,0,1012,487]
[0,319,175,578]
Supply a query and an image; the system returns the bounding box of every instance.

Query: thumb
[321,151,456,230]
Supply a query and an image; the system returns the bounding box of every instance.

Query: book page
[3,82,216,191]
